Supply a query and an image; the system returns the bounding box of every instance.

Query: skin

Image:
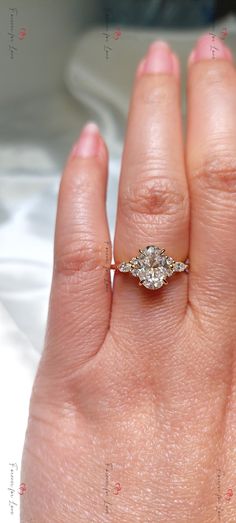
[21,39,236,523]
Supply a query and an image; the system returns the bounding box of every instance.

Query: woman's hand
[21,34,236,523]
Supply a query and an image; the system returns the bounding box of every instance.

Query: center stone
[138,266,167,289]
[130,245,174,289]
[117,245,188,289]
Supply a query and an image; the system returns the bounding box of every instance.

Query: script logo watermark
[18,482,27,495]
[209,26,228,59]
[215,468,233,521]
[8,8,27,59]
[8,462,18,514]
[8,462,27,515]
[102,8,122,60]
[103,463,122,513]
[103,241,112,292]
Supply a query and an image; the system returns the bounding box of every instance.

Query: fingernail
[189,33,233,64]
[70,122,100,158]
[136,57,146,78]
[224,46,234,62]
[142,40,174,75]
[188,49,196,67]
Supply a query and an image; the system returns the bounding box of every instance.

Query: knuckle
[54,239,107,277]
[192,156,236,195]
[120,175,188,224]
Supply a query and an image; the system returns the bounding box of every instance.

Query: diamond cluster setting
[117,245,188,290]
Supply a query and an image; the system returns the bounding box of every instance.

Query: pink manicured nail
[189,33,233,64]
[224,46,234,62]
[188,49,196,66]
[148,40,170,51]
[142,40,174,75]
[70,122,100,158]
[136,57,146,78]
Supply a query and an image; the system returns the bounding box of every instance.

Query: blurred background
[0,1,236,520]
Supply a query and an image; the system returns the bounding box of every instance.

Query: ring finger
[187,34,236,321]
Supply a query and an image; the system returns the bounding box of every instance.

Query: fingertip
[68,123,98,160]
[188,49,196,68]
[135,57,146,79]
[135,44,180,80]
[224,46,234,63]
[187,32,234,65]
[68,122,107,164]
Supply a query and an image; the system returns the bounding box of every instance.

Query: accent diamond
[130,257,142,276]
[173,262,187,272]
[117,261,131,272]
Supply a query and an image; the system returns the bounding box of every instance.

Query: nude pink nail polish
[188,49,196,66]
[148,40,170,51]
[142,40,174,75]
[224,46,234,62]
[136,57,146,78]
[70,122,100,158]
[189,33,233,63]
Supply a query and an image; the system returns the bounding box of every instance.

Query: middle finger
[113,41,189,333]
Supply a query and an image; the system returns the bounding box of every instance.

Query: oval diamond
[139,267,166,289]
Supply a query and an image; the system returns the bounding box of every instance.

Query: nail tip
[188,30,234,65]
[149,39,170,51]
[135,57,146,78]
[82,121,100,134]
[69,122,101,159]
[188,49,196,66]
[142,42,174,75]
